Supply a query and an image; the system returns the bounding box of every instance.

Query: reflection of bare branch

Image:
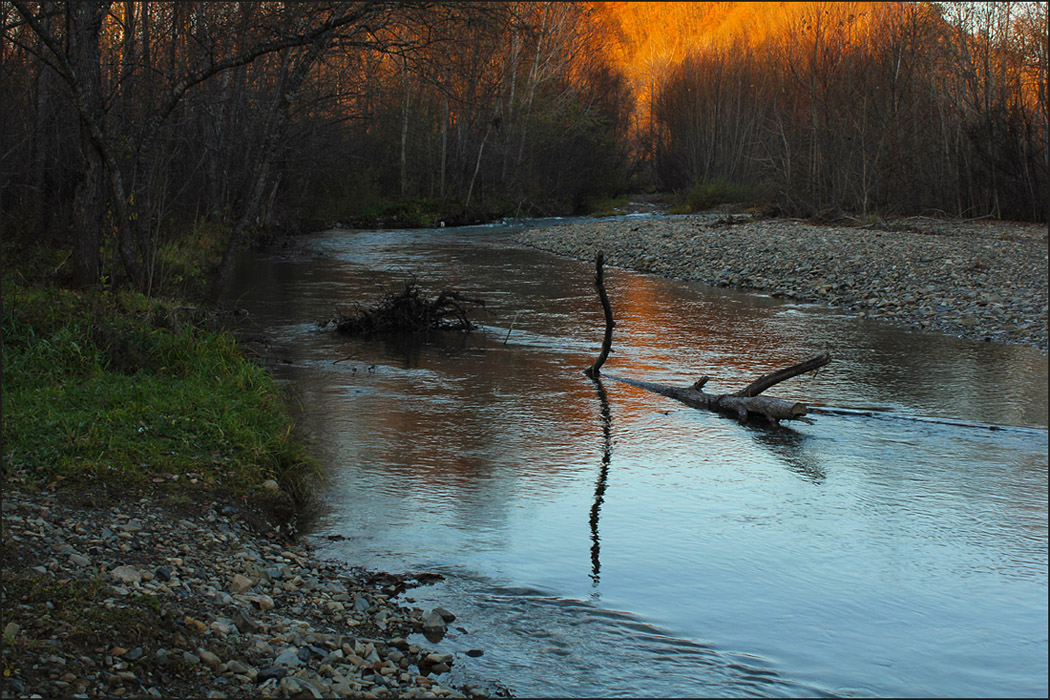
[589,376,613,587]
[750,425,826,484]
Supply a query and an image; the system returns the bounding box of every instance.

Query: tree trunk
[400,57,410,197]
[209,45,321,301]
[440,95,448,197]
[465,121,493,211]
[67,3,108,288]
[72,131,104,288]
[606,370,827,424]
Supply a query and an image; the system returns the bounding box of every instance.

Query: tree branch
[733,352,831,397]
[584,251,615,378]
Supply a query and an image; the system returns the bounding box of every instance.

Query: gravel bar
[1,483,506,699]
[518,214,1048,352]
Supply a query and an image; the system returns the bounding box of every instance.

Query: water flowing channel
[226,220,1048,698]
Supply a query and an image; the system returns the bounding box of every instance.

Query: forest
[2,1,1047,298]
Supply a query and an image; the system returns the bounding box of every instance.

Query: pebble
[198,649,222,668]
[422,610,448,643]
[69,553,91,567]
[230,573,254,593]
[233,608,263,633]
[518,215,1048,352]
[256,666,287,682]
[273,647,302,668]
[433,606,456,622]
[109,564,142,584]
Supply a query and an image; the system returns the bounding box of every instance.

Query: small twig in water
[504,311,520,345]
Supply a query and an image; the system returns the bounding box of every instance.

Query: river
[225,219,1048,698]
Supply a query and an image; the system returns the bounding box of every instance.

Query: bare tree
[9,1,397,291]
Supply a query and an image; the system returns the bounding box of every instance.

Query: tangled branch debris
[327,280,485,335]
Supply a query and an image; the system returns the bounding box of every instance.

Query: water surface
[227,222,1047,698]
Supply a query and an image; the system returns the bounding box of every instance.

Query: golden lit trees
[635,1,1046,221]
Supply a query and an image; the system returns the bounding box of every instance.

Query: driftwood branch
[583,252,830,425]
[733,352,831,397]
[584,251,615,378]
[607,372,825,424]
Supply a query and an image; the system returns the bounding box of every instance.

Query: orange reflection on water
[602,267,816,385]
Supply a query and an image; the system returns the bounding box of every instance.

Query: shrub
[673,177,761,213]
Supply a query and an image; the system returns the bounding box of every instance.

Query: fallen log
[583,251,830,425]
[604,367,827,424]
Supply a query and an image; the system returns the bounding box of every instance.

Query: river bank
[1,480,503,699]
[0,283,506,698]
[517,214,1048,352]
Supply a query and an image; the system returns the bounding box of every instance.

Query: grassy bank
[1,281,318,518]
[1,259,329,695]
[0,271,498,699]
[668,177,769,215]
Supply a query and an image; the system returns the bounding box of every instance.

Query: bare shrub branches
[329,280,485,336]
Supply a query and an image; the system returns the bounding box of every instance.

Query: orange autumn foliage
[590,2,925,125]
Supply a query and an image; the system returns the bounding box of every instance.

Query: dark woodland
[2,2,1046,297]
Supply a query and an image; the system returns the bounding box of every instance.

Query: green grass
[356,198,443,228]
[1,283,316,492]
[585,195,630,217]
[670,177,761,214]
[146,217,232,299]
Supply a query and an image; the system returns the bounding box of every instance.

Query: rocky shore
[518,214,1048,352]
[1,482,504,699]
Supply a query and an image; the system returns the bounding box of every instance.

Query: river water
[226,219,1048,698]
